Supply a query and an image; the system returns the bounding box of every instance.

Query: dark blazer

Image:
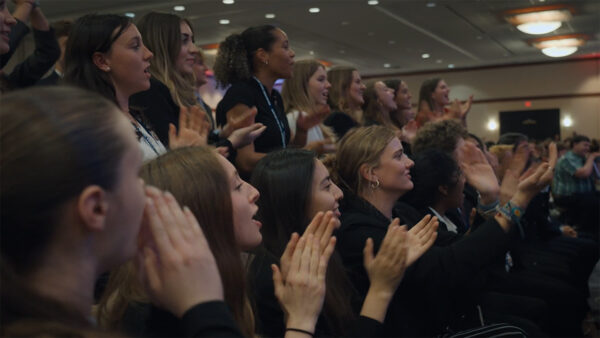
[336,191,511,336]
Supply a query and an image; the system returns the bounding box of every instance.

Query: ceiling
[31,0,600,76]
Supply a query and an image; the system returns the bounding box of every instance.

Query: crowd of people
[1,1,599,337]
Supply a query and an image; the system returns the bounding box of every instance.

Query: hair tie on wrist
[286,328,314,336]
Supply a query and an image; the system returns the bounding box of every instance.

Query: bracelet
[286,328,314,337]
[496,201,525,239]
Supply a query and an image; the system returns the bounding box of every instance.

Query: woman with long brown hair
[99,146,336,337]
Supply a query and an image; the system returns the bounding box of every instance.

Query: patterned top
[552,151,594,196]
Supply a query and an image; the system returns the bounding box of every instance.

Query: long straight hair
[136,12,197,107]
[64,14,132,107]
[98,147,254,337]
[251,149,356,335]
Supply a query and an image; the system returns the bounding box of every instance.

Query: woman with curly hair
[214,25,317,175]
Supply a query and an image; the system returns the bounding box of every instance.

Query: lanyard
[253,76,287,148]
[132,121,160,156]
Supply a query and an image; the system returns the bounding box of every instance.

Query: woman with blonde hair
[282,59,335,155]
[323,66,366,139]
[333,125,556,336]
[130,12,263,156]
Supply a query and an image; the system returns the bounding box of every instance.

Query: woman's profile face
[372,137,415,195]
[395,81,412,110]
[374,81,397,112]
[307,159,343,221]
[264,28,295,79]
[347,70,366,108]
[307,66,330,107]
[103,111,146,264]
[431,79,450,107]
[0,0,17,55]
[103,24,153,98]
[175,22,197,75]
[217,155,262,251]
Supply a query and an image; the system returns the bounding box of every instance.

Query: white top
[132,122,167,162]
[287,109,325,144]
[428,207,458,233]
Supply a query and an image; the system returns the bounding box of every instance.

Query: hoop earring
[370,178,380,190]
[264,60,269,65]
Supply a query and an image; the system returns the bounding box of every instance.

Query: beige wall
[373,58,600,142]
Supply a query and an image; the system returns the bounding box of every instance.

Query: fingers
[144,191,174,258]
[547,142,558,168]
[303,211,324,237]
[289,235,307,276]
[168,123,177,140]
[179,106,190,128]
[299,234,314,275]
[309,237,321,277]
[318,237,336,281]
[143,246,161,294]
[271,264,284,298]
[409,214,431,236]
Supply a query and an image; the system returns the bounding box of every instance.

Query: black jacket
[336,191,511,336]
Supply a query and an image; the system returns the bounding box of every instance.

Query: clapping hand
[458,142,500,204]
[168,106,210,149]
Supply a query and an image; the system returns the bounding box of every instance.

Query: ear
[255,48,269,65]
[359,163,374,182]
[438,185,449,197]
[77,185,109,233]
[92,52,111,73]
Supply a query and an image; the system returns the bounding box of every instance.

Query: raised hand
[168,105,210,149]
[273,234,336,335]
[406,214,438,266]
[400,120,418,144]
[296,105,330,133]
[221,104,258,138]
[280,211,338,279]
[446,95,473,120]
[136,186,223,318]
[458,141,500,204]
[364,221,408,296]
[227,122,266,149]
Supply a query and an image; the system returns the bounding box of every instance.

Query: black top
[336,190,511,336]
[216,79,290,153]
[323,111,358,140]
[121,301,243,338]
[129,77,179,147]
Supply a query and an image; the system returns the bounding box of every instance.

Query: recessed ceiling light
[436,59,442,63]
[368,0,379,5]
[421,53,430,59]
[219,19,230,25]
[265,13,275,19]
[383,63,391,68]
[367,32,375,36]
[223,0,235,4]
[388,40,395,44]
[124,12,135,18]
[542,46,577,57]
[309,51,315,55]
[426,2,436,7]
[339,50,346,54]
[309,7,320,13]
[341,21,349,25]
[517,21,562,35]
[448,64,455,68]
[562,116,573,127]
[173,5,185,11]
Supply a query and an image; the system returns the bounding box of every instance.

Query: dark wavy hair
[251,149,355,336]
[213,25,277,87]
[401,149,461,210]
[64,14,131,106]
